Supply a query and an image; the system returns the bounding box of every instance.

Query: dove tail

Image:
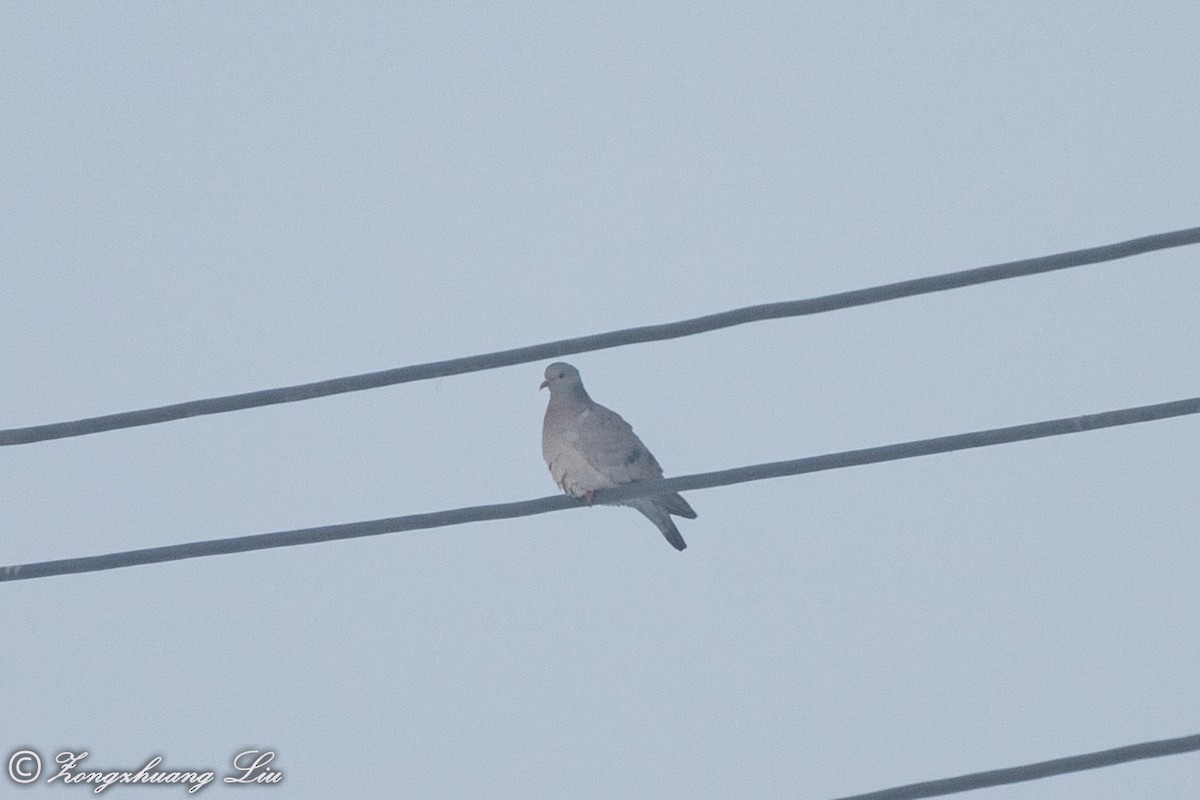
[663,492,697,519]
[634,502,688,551]
[657,517,688,551]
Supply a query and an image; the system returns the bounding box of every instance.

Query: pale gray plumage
[540,362,696,551]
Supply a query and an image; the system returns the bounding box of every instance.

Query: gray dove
[540,362,696,551]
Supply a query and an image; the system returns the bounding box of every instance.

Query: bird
[540,361,696,551]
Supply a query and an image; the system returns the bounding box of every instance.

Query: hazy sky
[3,4,1199,798]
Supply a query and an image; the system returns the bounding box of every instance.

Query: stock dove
[540,362,696,551]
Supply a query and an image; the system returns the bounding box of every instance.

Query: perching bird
[540,361,696,551]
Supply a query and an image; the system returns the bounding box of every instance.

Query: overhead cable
[3,226,1198,447]
[3,395,1196,582]
[833,732,1200,800]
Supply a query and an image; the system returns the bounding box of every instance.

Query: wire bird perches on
[3,395,1198,583]
[2,226,1198,447]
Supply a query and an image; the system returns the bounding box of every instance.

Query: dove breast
[543,402,663,499]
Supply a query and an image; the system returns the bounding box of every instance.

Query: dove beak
[539,379,550,390]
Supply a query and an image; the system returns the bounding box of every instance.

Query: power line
[3,395,1197,583]
[833,732,1200,800]
[3,226,1198,448]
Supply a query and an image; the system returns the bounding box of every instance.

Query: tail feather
[633,501,688,551]
[660,492,697,519]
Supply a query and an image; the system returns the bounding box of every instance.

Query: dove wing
[573,403,665,486]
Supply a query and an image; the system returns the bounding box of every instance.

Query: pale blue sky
[3,3,1199,798]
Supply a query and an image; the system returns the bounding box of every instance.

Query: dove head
[540,362,587,397]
